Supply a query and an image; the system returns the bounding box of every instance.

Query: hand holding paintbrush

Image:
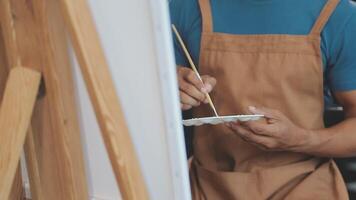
[172,25,219,116]
[177,67,217,111]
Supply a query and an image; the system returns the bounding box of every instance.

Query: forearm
[302,117,356,157]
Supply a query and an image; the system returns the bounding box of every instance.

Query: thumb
[248,106,278,119]
[201,76,217,93]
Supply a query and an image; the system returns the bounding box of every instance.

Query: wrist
[293,128,321,154]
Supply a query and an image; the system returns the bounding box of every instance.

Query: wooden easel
[0,0,149,199]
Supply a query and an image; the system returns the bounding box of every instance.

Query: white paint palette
[183,115,264,126]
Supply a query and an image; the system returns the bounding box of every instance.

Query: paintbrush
[172,24,219,117]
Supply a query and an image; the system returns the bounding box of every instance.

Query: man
[170,0,356,199]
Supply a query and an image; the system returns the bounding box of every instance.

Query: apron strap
[198,0,213,33]
[309,0,340,36]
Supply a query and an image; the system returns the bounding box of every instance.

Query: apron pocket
[190,157,321,200]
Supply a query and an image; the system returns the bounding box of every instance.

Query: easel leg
[23,127,44,200]
[0,18,24,200]
[0,67,41,200]
[59,0,149,199]
[0,0,89,199]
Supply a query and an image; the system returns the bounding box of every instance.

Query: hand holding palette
[183,115,264,126]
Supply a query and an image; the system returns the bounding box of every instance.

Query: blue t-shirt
[169,0,356,106]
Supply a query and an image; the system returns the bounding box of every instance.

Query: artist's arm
[304,91,356,157]
[227,90,356,157]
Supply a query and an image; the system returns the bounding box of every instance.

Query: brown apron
[190,0,349,199]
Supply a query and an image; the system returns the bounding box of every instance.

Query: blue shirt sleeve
[169,0,189,67]
[327,2,356,92]
[169,0,201,67]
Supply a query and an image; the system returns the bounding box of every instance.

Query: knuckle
[181,83,191,91]
[190,98,198,105]
[255,129,264,135]
[264,142,276,150]
[240,133,251,141]
[179,95,187,103]
[236,127,244,135]
[211,78,217,86]
[180,93,191,103]
[187,85,196,93]
[177,67,186,75]
[188,70,197,80]
[242,130,251,138]
[179,82,186,90]
[178,77,184,84]
[251,125,263,134]
[198,93,206,101]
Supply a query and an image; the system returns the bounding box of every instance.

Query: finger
[225,121,240,131]
[181,103,192,110]
[248,106,282,120]
[183,70,205,92]
[230,124,257,142]
[178,78,206,102]
[180,91,200,106]
[228,123,263,145]
[241,121,277,137]
[231,123,272,144]
[203,97,209,104]
[233,125,278,150]
[201,76,217,93]
[226,122,240,130]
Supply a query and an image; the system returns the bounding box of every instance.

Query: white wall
[73,0,191,199]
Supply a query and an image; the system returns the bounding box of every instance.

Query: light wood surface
[0,0,89,199]
[0,67,41,200]
[59,0,149,199]
[0,0,20,68]
[0,25,10,94]
[24,128,44,200]
[1,23,25,200]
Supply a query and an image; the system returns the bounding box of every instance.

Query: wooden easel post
[59,0,150,199]
[0,67,41,200]
[0,8,26,200]
[23,128,44,200]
